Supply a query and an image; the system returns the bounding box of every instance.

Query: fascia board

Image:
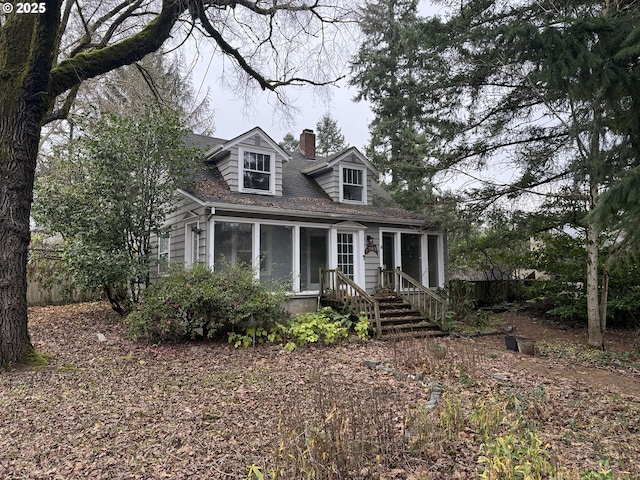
[206,201,427,227]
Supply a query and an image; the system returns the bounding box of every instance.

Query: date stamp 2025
[1,2,46,14]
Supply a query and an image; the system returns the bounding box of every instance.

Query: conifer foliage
[352,0,640,348]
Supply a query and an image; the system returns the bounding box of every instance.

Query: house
[158,127,448,336]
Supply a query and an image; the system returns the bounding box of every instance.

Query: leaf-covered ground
[1,303,639,479]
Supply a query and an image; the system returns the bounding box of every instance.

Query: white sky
[184,1,443,150]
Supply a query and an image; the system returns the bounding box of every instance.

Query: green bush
[125,264,289,342]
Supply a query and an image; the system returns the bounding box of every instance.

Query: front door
[336,232,355,279]
[300,227,328,291]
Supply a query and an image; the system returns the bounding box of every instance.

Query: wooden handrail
[320,269,382,338]
[392,268,448,330]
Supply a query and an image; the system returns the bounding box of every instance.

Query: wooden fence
[27,280,99,306]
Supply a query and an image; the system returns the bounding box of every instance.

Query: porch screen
[214,222,252,269]
[260,225,293,285]
[427,235,440,288]
[401,233,422,282]
[300,227,328,291]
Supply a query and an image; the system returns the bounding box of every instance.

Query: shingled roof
[184,133,431,225]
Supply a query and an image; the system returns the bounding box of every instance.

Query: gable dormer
[302,147,378,206]
[205,127,290,196]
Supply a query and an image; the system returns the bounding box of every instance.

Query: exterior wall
[283,296,318,316]
[217,153,237,192]
[215,133,285,196]
[315,168,339,201]
[363,226,381,293]
[151,196,208,269]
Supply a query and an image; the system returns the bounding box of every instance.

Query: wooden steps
[375,294,445,338]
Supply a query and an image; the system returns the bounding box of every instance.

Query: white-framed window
[213,221,253,269]
[240,148,274,194]
[340,166,366,203]
[336,232,355,279]
[185,222,200,266]
[158,233,170,273]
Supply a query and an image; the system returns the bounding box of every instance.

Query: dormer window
[341,166,366,203]
[242,150,272,192]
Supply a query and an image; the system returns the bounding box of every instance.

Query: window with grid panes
[342,167,363,201]
[337,233,355,279]
[243,151,271,191]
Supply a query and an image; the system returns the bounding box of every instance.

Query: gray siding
[315,168,339,201]
[154,197,208,266]
[216,134,285,196]
[217,153,237,192]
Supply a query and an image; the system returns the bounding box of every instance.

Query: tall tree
[33,105,199,314]
[0,0,349,365]
[83,52,215,134]
[39,52,214,174]
[316,113,347,156]
[350,0,436,203]
[279,133,300,152]
[352,0,640,348]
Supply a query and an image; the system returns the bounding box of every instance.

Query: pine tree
[352,0,640,348]
[350,0,437,207]
[316,113,347,157]
[279,133,300,152]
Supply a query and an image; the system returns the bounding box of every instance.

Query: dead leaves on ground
[0,303,639,479]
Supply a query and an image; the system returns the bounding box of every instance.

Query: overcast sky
[184,1,444,151]
[185,47,371,150]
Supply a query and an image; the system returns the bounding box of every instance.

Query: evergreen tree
[279,133,300,152]
[350,0,437,203]
[316,113,347,156]
[352,0,640,348]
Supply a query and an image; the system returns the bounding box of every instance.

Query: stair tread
[380,321,440,330]
[380,314,429,321]
[384,330,448,339]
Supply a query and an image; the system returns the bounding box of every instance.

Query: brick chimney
[299,129,316,158]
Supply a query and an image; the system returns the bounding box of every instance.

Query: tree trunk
[0,12,55,364]
[600,268,609,334]
[0,115,37,364]
[586,222,604,349]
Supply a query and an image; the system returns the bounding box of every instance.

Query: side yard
[1,303,639,479]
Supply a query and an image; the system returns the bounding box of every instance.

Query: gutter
[200,201,428,227]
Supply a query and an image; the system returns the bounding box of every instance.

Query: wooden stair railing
[391,267,447,330]
[320,269,382,338]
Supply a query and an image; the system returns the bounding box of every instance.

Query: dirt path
[472,312,640,398]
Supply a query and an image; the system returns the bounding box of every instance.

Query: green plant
[125,263,289,343]
[580,461,631,480]
[478,430,554,479]
[286,308,349,346]
[354,315,370,340]
[228,325,284,348]
[245,465,265,480]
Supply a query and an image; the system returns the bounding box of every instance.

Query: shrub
[227,306,369,349]
[125,263,289,342]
